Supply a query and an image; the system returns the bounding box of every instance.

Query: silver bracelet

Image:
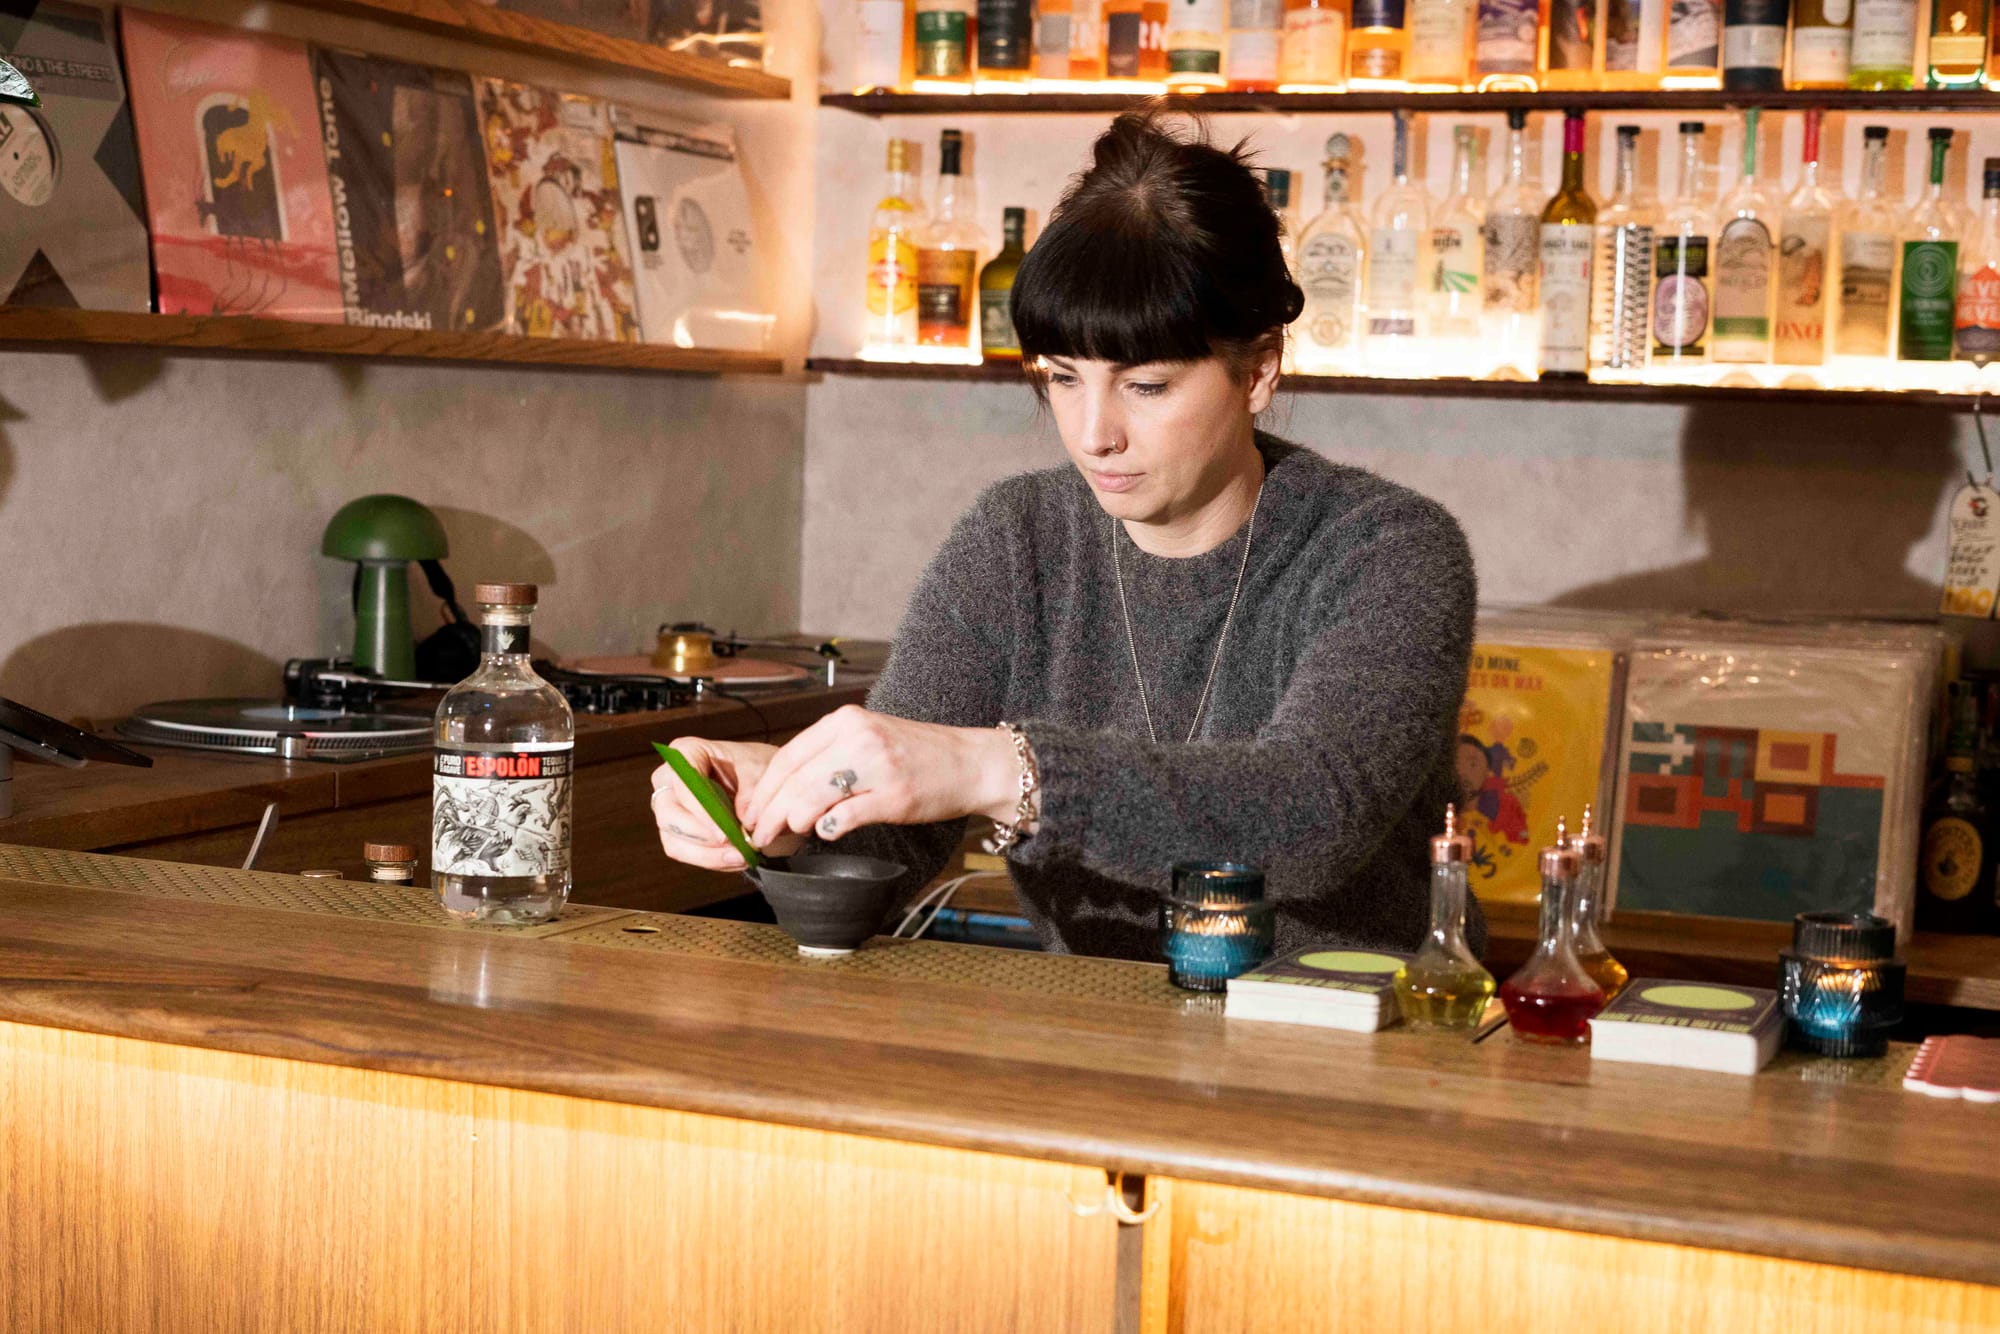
[983,721,1040,855]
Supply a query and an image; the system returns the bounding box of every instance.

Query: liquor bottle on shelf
[1498,822,1607,1045]
[1542,0,1600,89]
[1664,0,1723,85]
[1263,167,1298,265]
[432,584,573,926]
[1602,0,1664,87]
[1848,0,1917,87]
[1919,681,1996,933]
[1789,0,1854,86]
[1712,107,1777,365]
[1957,159,2000,365]
[980,207,1027,360]
[1722,0,1790,89]
[1473,0,1540,86]
[1280,0,1351,87]
[1836,125,1898,360]
[864,138,926,354]
[1035,0,1075,76]
[978,0,1034,83]
[1106,0,1171,78]
[1392,805,1497,1030]
[1407,0,1475,86]
[854,0,913,91]
[1591,123,1654,378]
[1280,0,1360,85]
[1900,127,1961,363]
[1538,108,1595,382]
[1482,108,1541,375]
[1166,0,1228,88]
[1229,0,1288,87]
[916,129,984,359]
[1653,120,1714,371]
[1929,0,1989,86]
[1295,133,1368,373]
[1071,0,1110,76]
[914,0,977,88]
[1367,110,1429,369]
[1349,0,1411,82]
[1776,107,1837,367]
[1430,125,1484,355]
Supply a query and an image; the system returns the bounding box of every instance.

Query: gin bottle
[1393,804,1498,1029]
[1590,123,1654,378]
[1899,127,1961,363]
[1429,125,1485,351]
[432,583,574,925]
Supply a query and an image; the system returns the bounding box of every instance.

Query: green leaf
[652,741,761,868]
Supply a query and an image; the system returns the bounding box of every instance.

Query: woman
[653,107,1482,961]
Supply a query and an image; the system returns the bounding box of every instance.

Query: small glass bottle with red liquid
[1499,820,1607,1044]
[1570,804,1629,1002]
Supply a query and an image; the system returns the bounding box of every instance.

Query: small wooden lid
[364,842,417,862]
[472,582,538,606]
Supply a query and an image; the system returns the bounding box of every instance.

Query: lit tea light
[1160,862,1273,992]
[1778,911,1906,1059]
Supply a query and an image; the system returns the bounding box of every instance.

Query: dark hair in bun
[1010,101,1304,382]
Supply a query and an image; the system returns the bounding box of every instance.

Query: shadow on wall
[1,623,280,723]
[77,346,165,405]
[1554,402,1963,617]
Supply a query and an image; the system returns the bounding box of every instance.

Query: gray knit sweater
[821,433,1483,961]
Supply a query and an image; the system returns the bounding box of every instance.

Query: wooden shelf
[824,88,2000,115]
[804,356,1995,408]
[0,308,784,376]
[294,0,790,99]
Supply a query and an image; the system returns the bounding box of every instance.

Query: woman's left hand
[741,705,1018,847]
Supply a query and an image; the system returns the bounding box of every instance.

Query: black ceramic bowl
[746,853,906,956]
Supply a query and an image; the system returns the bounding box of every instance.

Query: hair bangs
[1010,211,1220,369]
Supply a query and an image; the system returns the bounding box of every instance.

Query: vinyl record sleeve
[0,0,150,311]
[313,48,504,332]
[120,9,341,321]
[476,79,637,341]
[610,106,771,350]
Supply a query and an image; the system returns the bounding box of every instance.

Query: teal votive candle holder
[1161,862,1273,992]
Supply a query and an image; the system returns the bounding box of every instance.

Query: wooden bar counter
[1,847,1997,1332]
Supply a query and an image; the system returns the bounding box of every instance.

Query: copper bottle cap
[472,582,538,606]
[1540,816,1580,878]
[1573,802,1607,864]
[1430,803,1472,864]
[364,842,417,862]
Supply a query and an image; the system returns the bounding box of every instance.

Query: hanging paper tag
[1942,481,2000,618]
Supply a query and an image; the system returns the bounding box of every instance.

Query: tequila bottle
[1956,159,2000,365]
[1367,109,1430,369]
[1481,108,1541,374]
[916,129,984,357]
[1712,107,1776,364]
[433,584,574,925]
[1835,125,1898,360]
[1653,120,1714,369]
[1900,126,1961,362]
[1591,122,1654,377]
[1295,133,1368,373]
[1429,125,1485,349]
[1776,108,1836,367]
[863,138,926,353]
[1538,107,1596,381]
[1393,805,1498,1029]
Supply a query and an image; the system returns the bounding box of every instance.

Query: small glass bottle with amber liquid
[432,583,574,925]
[1569,804,1629,999]
[1394,804,1498,1028]
[1499,819,1607,1043]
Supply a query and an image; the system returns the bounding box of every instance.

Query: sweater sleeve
[1009,489,1475,903]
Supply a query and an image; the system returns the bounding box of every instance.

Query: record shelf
[0,309,783,377]
[803,356,1995,410]
[822,89,2000,115]
[294,0,790,99]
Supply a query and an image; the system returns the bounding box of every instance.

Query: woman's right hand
[650,737,800,871]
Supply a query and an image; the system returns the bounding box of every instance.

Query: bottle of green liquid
[1393,804,1497,1029]
[1900,126,1961,362]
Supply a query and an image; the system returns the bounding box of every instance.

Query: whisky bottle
[433,584,574,926]
[914,0,977,87]
[1429,125,1485,348]
[1105,0,1170,78]
[1473,0,1540,86]
[977,0,1034,82]
[1481,108,1541,374]
[1930,0,1989,85]
[1900,127,1960,362]
[980,206,1027,360]
[1407,0,1475,86]
[1653,120,1714,368]
[1295,133,1368,373]
[1228,0,1287,87]
[1956,160,2000,364]
[1591,123,1654,377]
[864,138,926,353]
[1712,107,1776,364]
[916,128,984,357]
[1367,110,1429,366]
[1166,0,1228,88]
[1836,125,1898,359]
[1776,107,1836,366]
[1279,0,1350,86]
[1349,0,1411,82]
[1789,0,1853,85]
[1849,0,1917,87]
[1538,108,1596,381]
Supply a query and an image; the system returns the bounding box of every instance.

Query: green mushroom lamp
[321,495,448,680]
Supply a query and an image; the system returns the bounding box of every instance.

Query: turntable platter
[120,698,433,762]
[569,655,809,686]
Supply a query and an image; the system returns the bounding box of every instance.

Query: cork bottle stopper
[472,582,538,606]
[364,842,417,862]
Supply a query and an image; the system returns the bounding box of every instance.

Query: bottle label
[1353,0,1408,27]
[1900,239,1960,360]
[1071,0,1105,56]
[1474,0,1538,71]
[917,247,977,331]
[1106,10,1144,72]
[1366,227,1419,333]
[915,9,971,75]
[1943,480,2000,617]
[1539,223,1592,372]
[867,232,919,315]
[1775,215,1830,363]
[978,0,1034,67]
[1722,23,1786,69]
[1280,6,1346,80]
[1169,45,1225,70]
[432,746,574,881]
[1481,212,1539,312]
[1170,0,1226,69]
[1923,816,1983,901]
[1408,0,1470,76]
[1226,7,1283,78]
[1957,263,2000,360]
[1789,24,1853,81]
[1931,31,1986,65]
[1666,0,1721,66]
[1228,0,1282,27]
[1430,222,1480,297]
[1591,221,1654,369]
[1299,231,1360,349]
[1652,235,1711,356]
[1850,0,1916,68]
[1546,0,1593,68]
[1603,0,1647,69]
[1712,216,1773,343]
[1837,232,1894,355]
[856,0,907,86]
[1036,8,1073,72]
[980,288,1019,353]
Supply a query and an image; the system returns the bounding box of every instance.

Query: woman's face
[1044,352,1279,527]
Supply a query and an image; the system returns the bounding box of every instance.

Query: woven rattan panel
[557,911,1207,1009]
[0,844,627,937]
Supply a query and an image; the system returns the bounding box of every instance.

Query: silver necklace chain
[1110,479,1266,746]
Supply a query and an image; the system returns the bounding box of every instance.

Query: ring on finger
[829,768,859,800]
